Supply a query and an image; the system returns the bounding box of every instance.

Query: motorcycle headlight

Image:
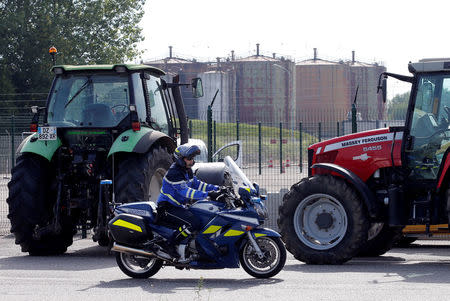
[254,202,268,219]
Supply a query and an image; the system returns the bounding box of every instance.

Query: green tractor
[7,64,204,255]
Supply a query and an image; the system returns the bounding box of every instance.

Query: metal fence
[0,103,407,235]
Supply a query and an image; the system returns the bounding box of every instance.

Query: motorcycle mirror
[252,182,260,195]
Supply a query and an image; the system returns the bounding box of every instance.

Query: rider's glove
[219,186,229,194]
[208,190,220,200]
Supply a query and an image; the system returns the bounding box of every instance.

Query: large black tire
[116,252,163,279]
[277,175,369,264]
[115,146,173,203]
[357,223,403,257]
[7,154,74,255]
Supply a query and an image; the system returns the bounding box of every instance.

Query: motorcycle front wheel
[116,252,163,279]
[239,236,286,278]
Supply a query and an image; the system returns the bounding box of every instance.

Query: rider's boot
[173,226,193,263]
[177,243,188,263]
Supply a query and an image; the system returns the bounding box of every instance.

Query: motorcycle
[108,156,286,279]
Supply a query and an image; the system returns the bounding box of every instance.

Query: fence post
[189,120,193,138]
[213,120,216,154]
[258,122,262,175]
[279,122,283,174]
[299,122,302,173]
[236,120,240,141]
[337,122,340,137]
[11,114,15,168]
[352,103,357,133]
[318,122,322,142]
[207,105,212,162]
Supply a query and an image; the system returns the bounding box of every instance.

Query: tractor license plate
[38,126,57,140]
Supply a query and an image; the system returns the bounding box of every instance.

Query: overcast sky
[139,0,450,96]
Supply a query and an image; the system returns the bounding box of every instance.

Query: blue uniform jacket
[157,163,219,207]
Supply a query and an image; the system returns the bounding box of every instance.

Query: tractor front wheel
[278,175,369,264]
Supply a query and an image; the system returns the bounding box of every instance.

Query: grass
[189,119,322,163]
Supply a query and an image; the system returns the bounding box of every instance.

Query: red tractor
[278,59,450,264]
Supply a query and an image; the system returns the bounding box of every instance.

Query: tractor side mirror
[191,77,204,98]
[377,75,387,103]
[382,78,387,103]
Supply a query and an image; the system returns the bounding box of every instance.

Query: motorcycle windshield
[47,73,130,127]
[223,156,255,193]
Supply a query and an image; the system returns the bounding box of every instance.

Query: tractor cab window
[47,73,130,127]
[408,74,450,180]
[144,75,169,135]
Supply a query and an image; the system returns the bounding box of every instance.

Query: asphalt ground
[1,234,450,301]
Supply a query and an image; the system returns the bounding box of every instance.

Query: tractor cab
[379,60,450,185]
[402,63,450,182]
[40,65,171,134]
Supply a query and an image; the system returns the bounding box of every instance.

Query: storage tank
[197,70,232,122]
[225,44,296,124]
[348,51,386,120]
[295,53,351,136]
[145,46,208,119]
[295,49,386,136]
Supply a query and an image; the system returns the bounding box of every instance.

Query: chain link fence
[0,94,46,235]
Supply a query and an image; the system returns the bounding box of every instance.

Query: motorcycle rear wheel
[116,252,163,279]
[239,236,286,278]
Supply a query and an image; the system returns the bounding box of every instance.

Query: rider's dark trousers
[157,202,201,242]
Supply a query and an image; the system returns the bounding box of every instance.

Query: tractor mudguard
[312,163,379,218]
[108,128,176,158]
[18,133,62,161]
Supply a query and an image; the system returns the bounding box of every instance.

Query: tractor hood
[308,128,403,182]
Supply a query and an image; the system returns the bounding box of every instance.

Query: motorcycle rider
[156,144,223,261]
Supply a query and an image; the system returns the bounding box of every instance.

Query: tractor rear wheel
[357,223,403,257]
[115,146,173,203]
[7,154,74,255]
[278,175,369,264]
[393,236,417,247]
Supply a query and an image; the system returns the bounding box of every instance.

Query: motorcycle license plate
[38,126,57,140]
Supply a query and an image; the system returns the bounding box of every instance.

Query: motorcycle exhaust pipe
[111,242,172,261]
[111,243,155,257]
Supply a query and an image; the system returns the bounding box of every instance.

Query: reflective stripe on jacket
[156,163,218,207]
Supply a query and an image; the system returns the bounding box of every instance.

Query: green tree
[387,91,410,120]
[0,0,146,94]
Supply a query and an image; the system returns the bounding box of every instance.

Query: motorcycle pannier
[108,213,150,246]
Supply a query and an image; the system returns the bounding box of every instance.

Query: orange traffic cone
[286,157,290,167]
[268,156,273,168]
[281,161,285,173]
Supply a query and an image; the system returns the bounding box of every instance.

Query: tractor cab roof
[51,64,165,76]
[409,59,450,73]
